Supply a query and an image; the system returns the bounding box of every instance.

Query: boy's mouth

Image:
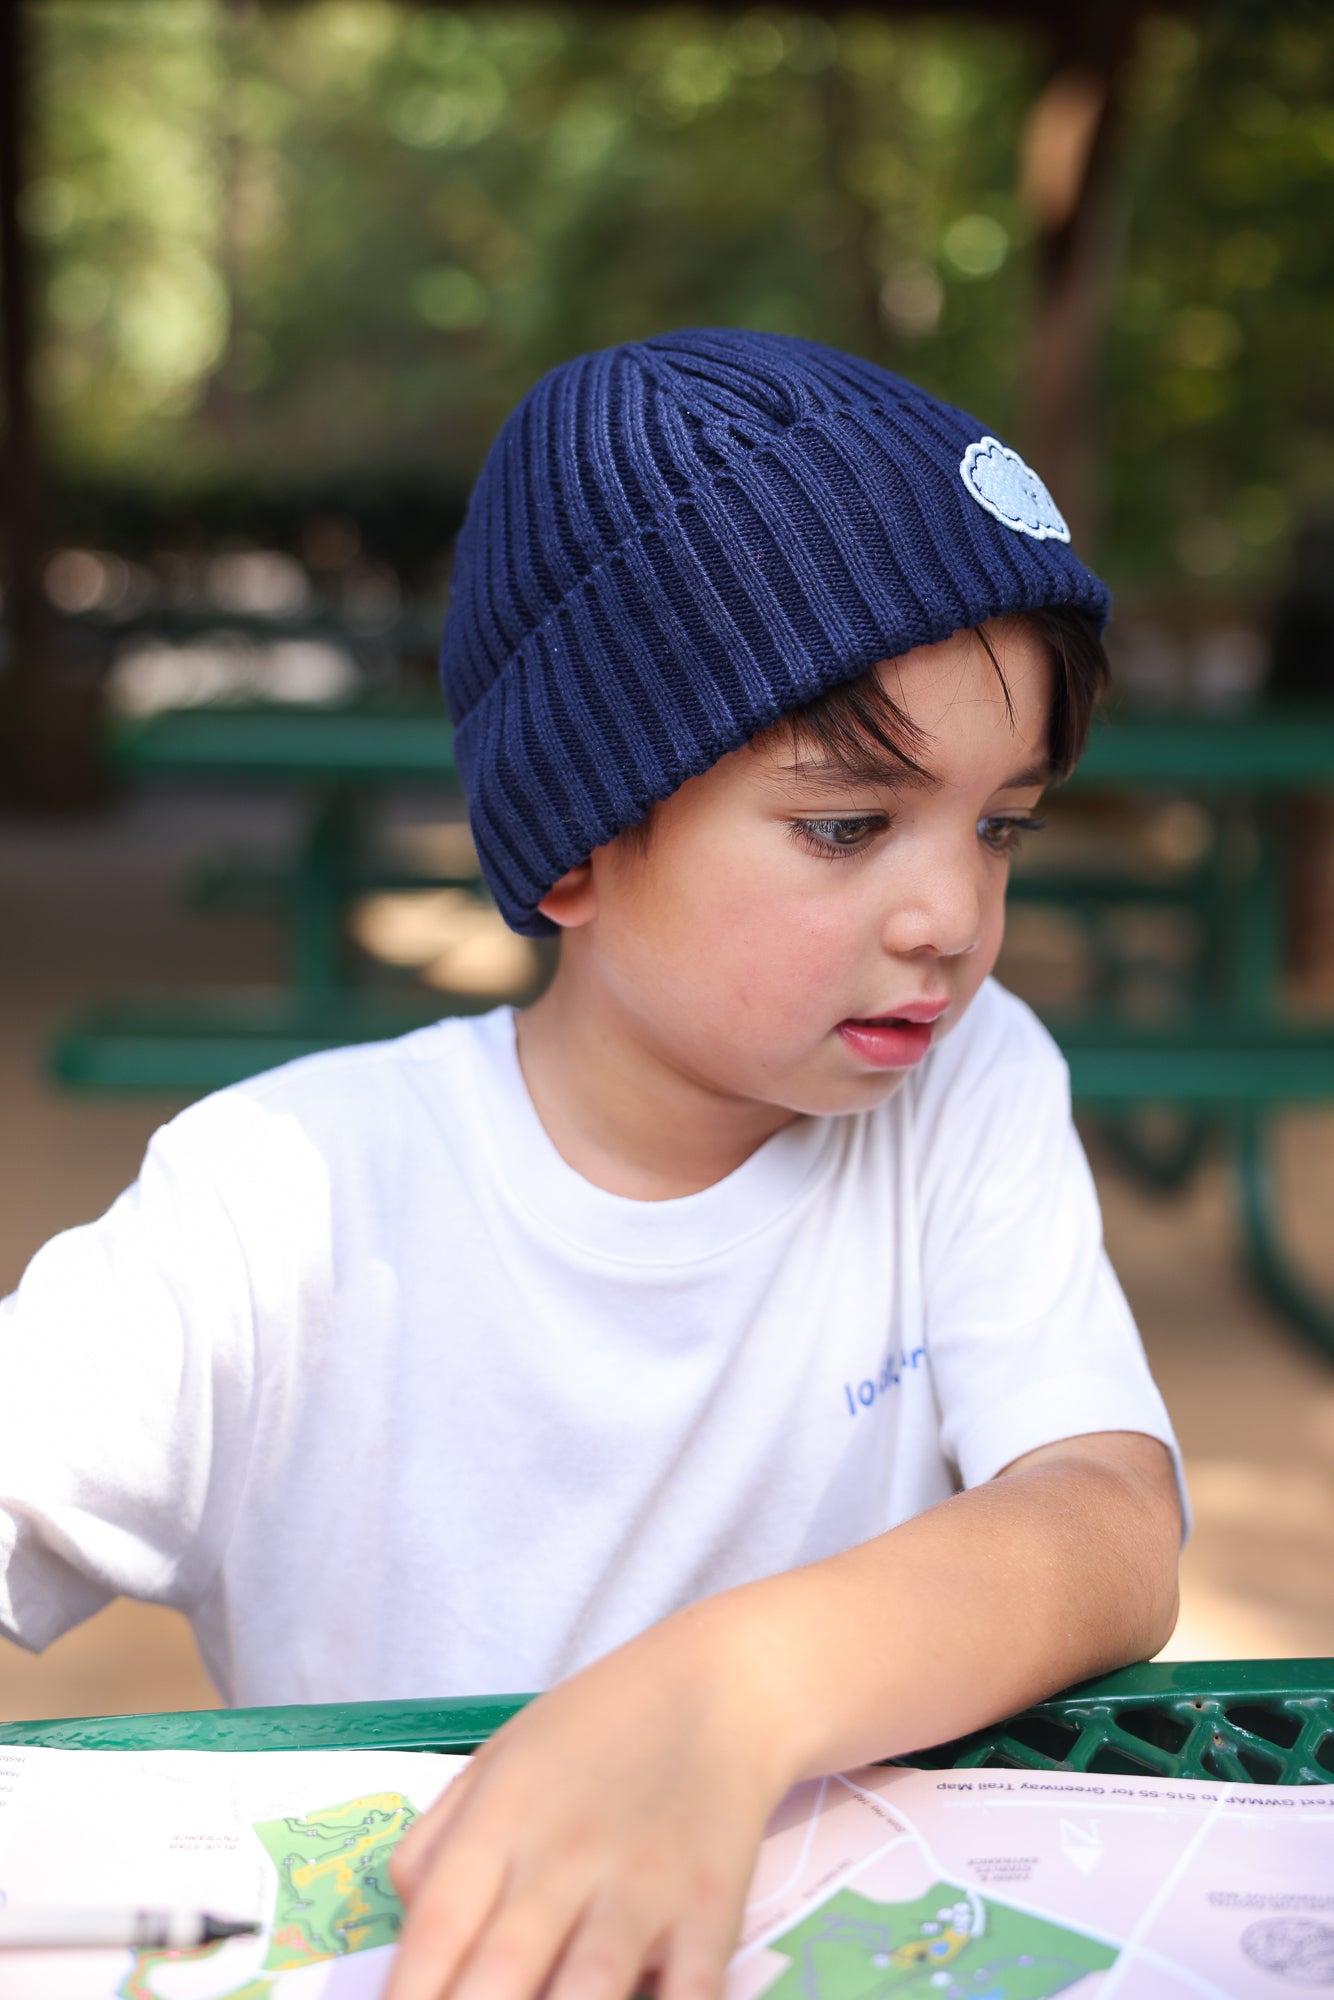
[837,1002,948,1069]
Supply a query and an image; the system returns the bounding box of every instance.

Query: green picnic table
[52,696,483,1088]
[1035,705,1334,1359]
[45,695,1334,1354]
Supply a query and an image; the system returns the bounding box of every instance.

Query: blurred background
[1,0,1333,1721]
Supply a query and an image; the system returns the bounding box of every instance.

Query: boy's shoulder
[902,979,1072,1158]
[917,976,1067,1097]
[146,1007,512,1188]
[232,1006,504,1102]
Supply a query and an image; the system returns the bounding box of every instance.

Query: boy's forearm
[665,1432,1180,1790]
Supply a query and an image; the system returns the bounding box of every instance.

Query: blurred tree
[16,0,1334,596]
[1105,2,1333,590]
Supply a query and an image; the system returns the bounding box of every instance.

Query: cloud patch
[959,436,1070,543]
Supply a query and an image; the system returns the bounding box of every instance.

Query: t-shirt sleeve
[917,988,1186,1521]
[0,1112,259,1652]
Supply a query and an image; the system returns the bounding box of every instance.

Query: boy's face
[543,617,1053,1121]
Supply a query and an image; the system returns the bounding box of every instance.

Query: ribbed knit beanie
[440,327,1110,936]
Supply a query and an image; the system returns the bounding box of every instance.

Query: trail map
[1,1747,1332,1999]
[116,1790,418,1999]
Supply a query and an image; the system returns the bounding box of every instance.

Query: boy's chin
[771,1065,917,1120]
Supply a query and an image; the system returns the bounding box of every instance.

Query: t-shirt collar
[461,1007,836,1267]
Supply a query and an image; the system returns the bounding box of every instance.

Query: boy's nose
[879,856,984,961]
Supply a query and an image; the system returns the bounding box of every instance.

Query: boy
[0,330,1182,2000]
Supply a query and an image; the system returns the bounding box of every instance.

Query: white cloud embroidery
[959,436,1070,543]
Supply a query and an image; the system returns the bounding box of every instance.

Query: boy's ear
[536,860,597,929]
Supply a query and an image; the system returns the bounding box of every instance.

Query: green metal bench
[52,697,480,1088]
[46,697,1334,1352]
[3,1660,1332,1787]
[1052,709,1334,1356]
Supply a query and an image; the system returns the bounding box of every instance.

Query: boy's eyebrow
[779,755,936,792]
[776,753,1055,793]
[997,758,1055,790]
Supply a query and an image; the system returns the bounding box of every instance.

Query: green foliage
[1106,8,1334,587]
[21,2,1334,594]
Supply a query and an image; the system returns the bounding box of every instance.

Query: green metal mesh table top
[910,1659,1334,1787]
[2,1661,1331,1786]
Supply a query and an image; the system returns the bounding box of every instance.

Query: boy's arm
[0,1106,262,1673]
[386,1429,1179,2000]
[726,1428,1180,1779]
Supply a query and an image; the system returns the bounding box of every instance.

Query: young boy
[0,330,1182,2000]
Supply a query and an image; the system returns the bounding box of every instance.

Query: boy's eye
[789,816,888,858]
[979,812,1047,857]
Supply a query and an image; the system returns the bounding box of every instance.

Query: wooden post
[1018,5,1141,549]
[0,0,104,808]
[1,0,47,714]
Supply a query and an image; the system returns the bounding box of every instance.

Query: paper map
[2,1746,1333,1999]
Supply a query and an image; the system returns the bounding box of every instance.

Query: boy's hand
[383,1432,1180,2000]
[385,1608,789,2000]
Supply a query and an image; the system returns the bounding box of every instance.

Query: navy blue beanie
[439,328,1110,936]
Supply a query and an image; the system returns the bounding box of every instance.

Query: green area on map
[116,1790,419,2000]
[761,1882,1118,2000]
[257,1790,417,1970]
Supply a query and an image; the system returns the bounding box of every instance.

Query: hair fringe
[777,606,1106,787]
[620,606,1110,853]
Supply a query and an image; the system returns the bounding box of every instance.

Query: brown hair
[620,604,1107,853]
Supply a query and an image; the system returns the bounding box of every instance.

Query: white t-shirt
[0,979,1180,1709]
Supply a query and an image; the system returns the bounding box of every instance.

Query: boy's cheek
[707,904,855,1011]
[606,837,875,1038]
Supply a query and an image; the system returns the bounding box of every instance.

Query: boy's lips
[836,998,950,1069]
